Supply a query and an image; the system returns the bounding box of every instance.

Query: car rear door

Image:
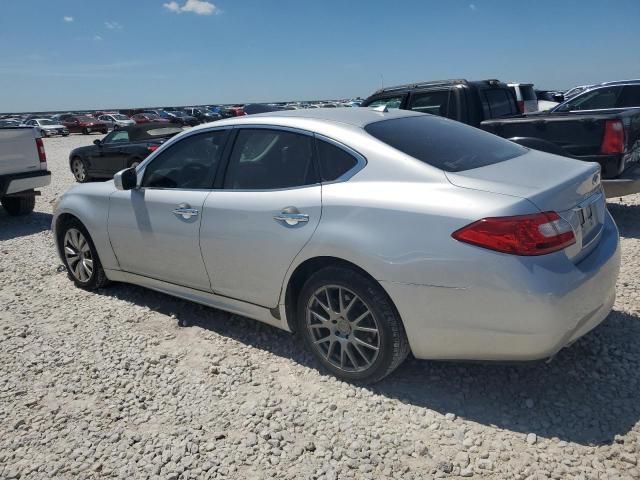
[108,129,229,291]
[91,130,132,174]
[200,127,322,308]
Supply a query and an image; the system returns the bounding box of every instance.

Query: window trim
[313,133,367,184]
[138,128,231,191]
[219,125,322,192]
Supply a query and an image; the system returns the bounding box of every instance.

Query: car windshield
[146,114,160,119]
[38,120,54,125]
[76,116,93,122]
[365,115,527,172]
[113,114,129,120]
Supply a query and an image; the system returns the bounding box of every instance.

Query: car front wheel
[297,266,410,384]
[59,219,109,290]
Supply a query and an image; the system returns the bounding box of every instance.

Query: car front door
[91,130,131,174]
[108,129,229,290]
[200,127,322,308]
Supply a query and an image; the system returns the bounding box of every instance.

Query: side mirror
[114,167,137,191]
[93,139,102,146]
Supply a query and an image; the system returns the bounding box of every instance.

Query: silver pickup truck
[0,127,51,216]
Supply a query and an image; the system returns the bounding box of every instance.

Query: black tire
[58,218,109,290]
[113,124,119,131]
[101,129,108,134]
[71,157,91,183]
[296,266,410,384]
[62,133,69,137]
[1,194,36,216]
[82,127,89,135]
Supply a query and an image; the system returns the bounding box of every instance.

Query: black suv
[362,79,519,127]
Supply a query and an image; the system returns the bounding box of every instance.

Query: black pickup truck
[362,79,640,197]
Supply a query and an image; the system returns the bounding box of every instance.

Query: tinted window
[366,96,404,109]
[224,129,317,189]
[616,85,640,108]
[409,90,456,118]
[483,90,517,118]
[562,87,621,111]
[142,131,226,189]
[519,86,536,101]
[365,115,527,172]
[316,139,358,181]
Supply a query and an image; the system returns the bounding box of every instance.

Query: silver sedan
[52,108,621,383]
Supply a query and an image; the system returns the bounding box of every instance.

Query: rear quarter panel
[0,127,40,175]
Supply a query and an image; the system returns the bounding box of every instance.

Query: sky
[1,0,639,112]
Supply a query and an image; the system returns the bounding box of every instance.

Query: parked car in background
[535,90,564,111]
[52,108,620,383]
[551,80,640,113]
[167,111,200,127]
[508,83,538,113]
[182,107,221,123]
[0,119,23,128]
[564,85,592,100]
[131,113,171,124]
[362,78,520,126]
[23,118,69,137]
[364,78,640,196]
[0,125,50,215]
[68,123,183,183]
[61,115,108,135]
[98,114,136,130]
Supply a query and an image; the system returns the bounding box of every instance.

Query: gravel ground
[1,134,639,479]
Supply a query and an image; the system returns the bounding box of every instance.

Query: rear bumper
[0,170,51,196]
[602,163,640,198]
[381,212,621,361]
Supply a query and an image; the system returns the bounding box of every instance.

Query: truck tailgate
[0,127,41,176]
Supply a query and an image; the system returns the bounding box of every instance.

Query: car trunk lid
[445,150,606,260]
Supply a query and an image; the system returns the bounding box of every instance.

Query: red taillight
[35,137,46,164]
[147,145,159,152]
[452,212,575,256]
[601,120,624,154]
[517,100,525,113]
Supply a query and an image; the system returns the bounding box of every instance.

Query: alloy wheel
[306,285,381,372]
[63,228,93,282]
[72,159,86,182]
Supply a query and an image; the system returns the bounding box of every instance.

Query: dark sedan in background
[68,123,183,182]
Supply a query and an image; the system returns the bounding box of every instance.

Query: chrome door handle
[173,204,199,219]
[274,213,309,226]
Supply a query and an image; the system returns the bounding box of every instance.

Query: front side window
[104,130,130,144]
[616,85,640,108]
[142,131,227,189]
[316,139,358,181]
[224,129,317,189]
[409,90,456,118]
[560,86,621,111]
[365,115,526,172]
[366,96,404,109]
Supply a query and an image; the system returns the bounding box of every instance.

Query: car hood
[41,124,66,129]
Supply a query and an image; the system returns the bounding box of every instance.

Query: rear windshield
[482,89,518,118]
[364,115,527,172]
[520,85,537,101]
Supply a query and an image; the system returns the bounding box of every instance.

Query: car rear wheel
[1,194,36,216]
[71,157,90,183]
[297,266,410,384]
[82,127,89,135]
[59,219,109,290]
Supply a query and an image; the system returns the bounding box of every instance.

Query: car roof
[241,107,423,128]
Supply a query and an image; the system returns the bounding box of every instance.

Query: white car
[98,114,136,130]
[508,83,538,113]
[22,118,69,137]
[52,108,620,383]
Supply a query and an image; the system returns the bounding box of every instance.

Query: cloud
[93,35,103,41]
[105,21,123,30]
[63,16,74,22]
[163,0,217,15]
[469,3,477,11]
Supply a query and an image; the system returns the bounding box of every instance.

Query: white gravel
[1,133,639,479]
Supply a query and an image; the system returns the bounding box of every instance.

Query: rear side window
[316,139,358,181]
[408,90,457,118]
[364,115,526,172]
[366,96,404,109]
[616,85,640,108]
[520,86,537,101]
[561,86,621,111]
[483,89,518,118]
